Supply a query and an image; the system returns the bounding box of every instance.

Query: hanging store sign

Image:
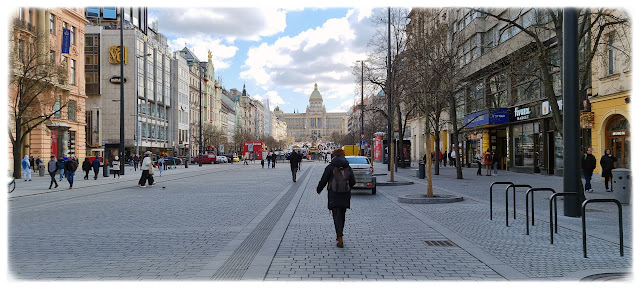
[110,76,127,84]
[513,106,531,121]
[580,112,595,128]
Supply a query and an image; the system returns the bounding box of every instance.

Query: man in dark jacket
[64,157,78,189]
[82,158,92,180]
[289,150,301,182]
[582,148,597,193]
[600,148,617,192]
[316,148,356,248]
[91,158,101,180]
[47,156,58,189]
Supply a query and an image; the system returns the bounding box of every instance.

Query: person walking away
[138,151,156,187]
[29,156,35,172]
[82,158,91,180]
[91,157,101,180]
[112,156,121,179]
[157,157,164,176]
[316,148,356,248]
[261,158,265,168]
[64,156,77,189]
[272,153,276,168]
[266,154,271,168]
[133,155,139,171]
[47,156,58,189]
[483,149,493,176]
[492,150,500,176]
[450,149,456,167]
[22,155,32,181]
[438,151,444,168]
[289,150,301,182]
[599,148,617,192]
[475,152,482,176]
[582,148,596,193]
[57,157,65,180]
[443,150,447,167]
[35,156,42,173]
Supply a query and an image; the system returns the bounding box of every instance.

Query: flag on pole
[61,29,70,54]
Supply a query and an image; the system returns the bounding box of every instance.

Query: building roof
[310,83,322,99]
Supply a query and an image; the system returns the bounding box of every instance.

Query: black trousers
[84,170,90,180]
[49,172,58,188]
[291,166,297,181]
[138,170,155,186]
[331,208,347,237]
[93,169,99,179]
[476,161,482,175]
[604,173,612,190]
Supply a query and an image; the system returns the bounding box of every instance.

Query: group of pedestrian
[263,152,278,169]
[582,147,617,193]
[43,155,78,189]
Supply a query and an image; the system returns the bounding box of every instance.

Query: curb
[398,194,464,204]
[377,181,414,186]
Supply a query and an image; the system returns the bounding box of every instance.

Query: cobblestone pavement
[7,160,635,283]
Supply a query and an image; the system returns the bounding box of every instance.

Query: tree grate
[424,240,458,247]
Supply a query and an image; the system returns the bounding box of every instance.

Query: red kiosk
[243,142,266,160]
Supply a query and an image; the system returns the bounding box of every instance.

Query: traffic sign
[360,140,365,146]
[361,134,365,140]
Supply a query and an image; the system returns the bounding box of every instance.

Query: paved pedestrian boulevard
[7,161,634,282]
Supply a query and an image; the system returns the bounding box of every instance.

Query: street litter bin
[39,164,45,176]
[612,168,631,204]
[418,162,425,179]
[185,158,189,168]
[103,164,110,177]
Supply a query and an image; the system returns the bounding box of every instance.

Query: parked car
[216,155,228,163]
[191,154,216,164]
[345,156,376,195]
[162,156,182,166]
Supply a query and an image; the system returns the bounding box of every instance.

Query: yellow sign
[109,46,128,64]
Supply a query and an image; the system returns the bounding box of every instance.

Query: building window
[70,59,76,85]
[70,26,75,45]
[607,32,616,75]
[49,14,55,34]
[54,100,61,118]
[18,40,24,61]
[488,73,508,108]
[17,8,23,20]
[68,100,76,121]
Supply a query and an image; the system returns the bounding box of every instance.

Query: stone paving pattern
[7,160,634,281]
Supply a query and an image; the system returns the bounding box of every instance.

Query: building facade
[281,83,347,143]
[85,8,172,159]
[170,51,190,156]
[9,8,89,168]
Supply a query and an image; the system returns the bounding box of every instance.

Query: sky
[149,6,378,114]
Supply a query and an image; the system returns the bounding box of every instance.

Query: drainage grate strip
[210,168,310,280]
[424,240,458,247]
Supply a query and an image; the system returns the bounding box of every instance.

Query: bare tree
[9,21,69,179]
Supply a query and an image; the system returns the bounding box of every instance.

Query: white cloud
[240,8,374,107]
[151,8,287,42]
[167,36,238,70]
[252,91,286,110]
[329,98,356,113]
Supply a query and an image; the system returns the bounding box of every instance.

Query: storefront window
[512,123,537,167]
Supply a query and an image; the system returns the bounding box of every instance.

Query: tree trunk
[433,101,441,175]
[449,93,463,179]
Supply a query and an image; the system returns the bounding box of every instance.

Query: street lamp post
[358,60,364,156]
[119,7,125,176]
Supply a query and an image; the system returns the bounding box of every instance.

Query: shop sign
[542,100,563,116]
[465,108,510,128]
[514,106,531,121]
[612,131,626,136]
[580,112,594,128]
[489,108,509,124]
[110,76,127,84]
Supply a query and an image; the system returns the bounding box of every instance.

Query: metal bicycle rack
[582,199,624,258]
[525,188,556,235]
[504,184,532,227]
[548,192,577,244]
[489,182,514,220]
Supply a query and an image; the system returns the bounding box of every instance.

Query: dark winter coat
[64,159,78,172]
[92,158,101,171]
[82,159,92,172]
[581,153,596,172]
[57,159,65,170]
[289,152,301,169]
[316,156,356,210]
[600,153,617,177]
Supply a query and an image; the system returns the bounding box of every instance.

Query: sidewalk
[9,162,231,197]
[370,161,632,279]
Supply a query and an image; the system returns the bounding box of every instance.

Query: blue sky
[149,7,377,114]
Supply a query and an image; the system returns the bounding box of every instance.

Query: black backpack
[331,166,352,193]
